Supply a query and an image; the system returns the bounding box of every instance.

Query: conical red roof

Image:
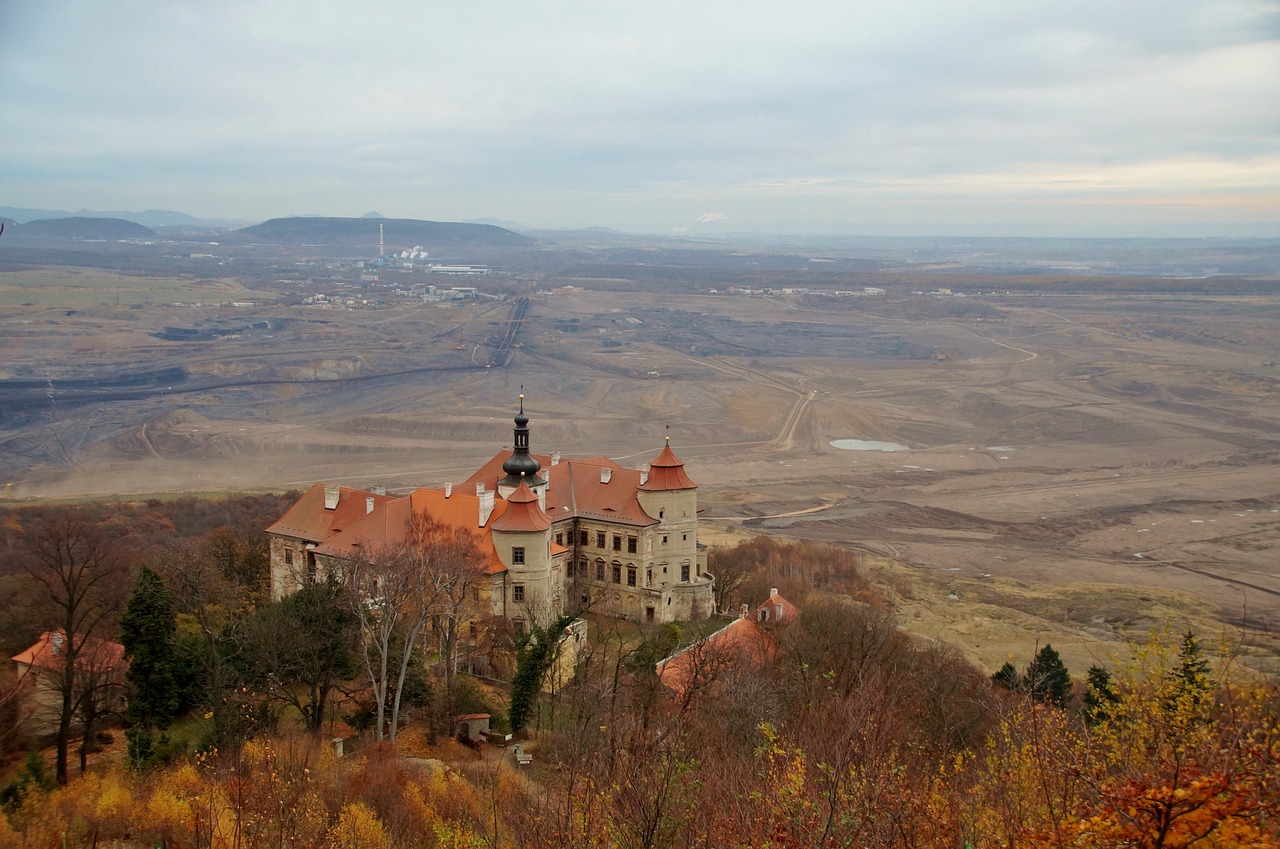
[639,441,696,491]
[489,479,551,532]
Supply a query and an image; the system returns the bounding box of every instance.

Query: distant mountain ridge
[0,206,251,230]
[234,216,533,248]
[6,217,158,240]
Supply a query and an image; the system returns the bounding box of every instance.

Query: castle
[266,398,715,626]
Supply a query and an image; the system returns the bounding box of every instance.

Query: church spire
[500,391,542,488]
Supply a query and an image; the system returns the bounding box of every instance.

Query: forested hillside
[1,509,1276,848]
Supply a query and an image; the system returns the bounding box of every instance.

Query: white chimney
[770,587,778,598]
[639,464,649,486]
[476,483,486,496]
[600,467,612,484]
[324,485,340,510]
[740,603,749,619]
[479,490,495,526]
[551,452,560,466]
[366,497,375,514]
[370,485,385,495]
[444,483,453,498]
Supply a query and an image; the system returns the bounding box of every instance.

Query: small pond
[829,438,909,452]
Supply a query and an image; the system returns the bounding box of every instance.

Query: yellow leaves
[90,770,133,826]
[0,812,18,849]
[148,781,192,823]
[329,801,393,849]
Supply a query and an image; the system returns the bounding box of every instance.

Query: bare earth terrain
[3,256,1279,676]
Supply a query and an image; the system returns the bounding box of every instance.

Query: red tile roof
[12,630,127,681]
[640,442,696,491]
[310,489,509,575]
[488,480,551,532]
[756,590,801,625]
[465,452,659,527]
[266,483,395,543]
[655,618,773,699]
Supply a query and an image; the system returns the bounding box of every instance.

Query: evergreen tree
[119,565,179,767]
[1024,644,1072,707]
[1168,629,1211,713]
[991,661,1021,691]
[1082,664,1119,724]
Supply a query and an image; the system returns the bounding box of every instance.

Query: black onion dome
[500,394,542,487]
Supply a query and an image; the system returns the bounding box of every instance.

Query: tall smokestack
[379,223,384,258]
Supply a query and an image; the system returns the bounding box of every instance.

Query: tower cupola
[500,393,543,489]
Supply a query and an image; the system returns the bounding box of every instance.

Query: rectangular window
[627,536,637,553]
[662,535,668,545]
[596,531,606,548]
[468,621,477,636]
[566,561,574,578]
[513,584,525,602]
[471,587,479,602]
[580,530,589,546]
[555,532,564,545]
[512,546,525,565]
[284,548,294,565]
[612,534,622,552]
[596,562,605,581]
[612,565,621,583]
[646,569,652,586]
[681,563,690,582]
[627,568,636,587]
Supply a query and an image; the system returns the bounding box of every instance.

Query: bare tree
[346,513,463,742]
[425,524,488,731]
[16,507,130,783]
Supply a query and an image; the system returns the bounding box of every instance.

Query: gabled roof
[266,483,395,543]
[310,488,510,576]
[12,630,127,680]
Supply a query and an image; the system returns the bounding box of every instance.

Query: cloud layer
[2,0,1277,235]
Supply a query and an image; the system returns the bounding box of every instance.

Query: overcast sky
[2,1,1277,236]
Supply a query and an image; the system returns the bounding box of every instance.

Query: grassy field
[0,267,277,308]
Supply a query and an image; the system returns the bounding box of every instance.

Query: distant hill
[235,217,533,248]
[0,207,251,230]
[9,217,158,240]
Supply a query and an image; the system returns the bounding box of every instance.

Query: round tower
[489,475,558,623]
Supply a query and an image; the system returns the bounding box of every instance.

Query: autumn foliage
[2,523,1277,848]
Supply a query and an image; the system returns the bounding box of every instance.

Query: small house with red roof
[654,588,801,700]
[268,397,715,627]
[11,630,127,734]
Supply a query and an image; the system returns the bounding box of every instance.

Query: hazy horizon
[2,2,1277,239]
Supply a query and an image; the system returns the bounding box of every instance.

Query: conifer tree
[120,565,178,767]
[1168,628,1211,714]
[1024,644,1072,707]
[1082,664,1119,724]
[991,661,1021,691]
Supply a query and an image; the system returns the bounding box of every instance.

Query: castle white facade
[267,400,715,627]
